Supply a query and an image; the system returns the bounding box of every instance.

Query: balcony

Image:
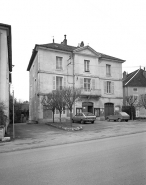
[81,88,101,98]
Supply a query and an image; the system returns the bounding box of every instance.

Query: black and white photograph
[0,0,146,184]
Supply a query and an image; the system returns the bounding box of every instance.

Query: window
[84,78,91,91]
[55,107,65,114]
[104,81,114,94]
[133,88,138,92]
[56,76,63,90]
[106,64,111,76]
[76,108,82,114]
[84,60,90,72]
[56,56,63,70]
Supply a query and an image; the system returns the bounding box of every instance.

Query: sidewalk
[0,120,146,153]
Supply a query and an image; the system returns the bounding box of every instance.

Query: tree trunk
[70,109,72,127]
[52,110,54,123]
[59,112,61,123]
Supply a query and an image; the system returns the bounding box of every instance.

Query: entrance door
[82,102,93,113]
[104,103,114,118]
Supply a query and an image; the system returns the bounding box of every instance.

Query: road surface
[0,132,146,185]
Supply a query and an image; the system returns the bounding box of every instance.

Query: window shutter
[92,79,95,90]
[84,61,86,72]
[111,82,114,94]
[53,76,56,90]
[80,78,84,89]
[64,76,66,87]
[104,81,107,94]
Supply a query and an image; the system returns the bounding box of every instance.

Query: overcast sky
[1,0,146,101]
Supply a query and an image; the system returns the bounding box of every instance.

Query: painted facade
[27,36,125,123]
[123,68,146,118]
[0,23,12,129]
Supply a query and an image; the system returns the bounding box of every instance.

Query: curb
[46,123,83,131]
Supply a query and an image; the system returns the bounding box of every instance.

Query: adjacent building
[27,35,125,123]
[123,67,146,118]
[0,23,12,129]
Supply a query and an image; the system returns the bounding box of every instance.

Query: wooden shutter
[80,78,84,89]
[111,82,114,94]
[92,79,95,90]
[53,76,56,90]
[104,81,107,94]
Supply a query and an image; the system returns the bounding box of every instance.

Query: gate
[104,103,114,118]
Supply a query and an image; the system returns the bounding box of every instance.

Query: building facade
[0,23,12,129]
[123,67,146,118]
[27,35,125,123]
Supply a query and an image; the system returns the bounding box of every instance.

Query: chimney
[80,41,84,47]
[123,71,127,80]
[53,36,54,43]
[61,35,67,45]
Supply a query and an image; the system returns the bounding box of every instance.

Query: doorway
[82,102,93,113]
[104,103,114,118]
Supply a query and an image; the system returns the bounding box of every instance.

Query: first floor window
[104,81,114,94]
[84,78,90,91]
[56,76,63,90]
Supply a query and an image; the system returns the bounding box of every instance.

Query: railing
[81,88,101,96]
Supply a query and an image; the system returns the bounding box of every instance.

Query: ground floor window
[76,108,82,114]
[55,107,65,114]
[94,108,100,117]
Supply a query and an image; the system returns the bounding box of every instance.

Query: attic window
[133,88,138,92]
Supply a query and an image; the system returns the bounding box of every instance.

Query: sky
[1,0,146,101]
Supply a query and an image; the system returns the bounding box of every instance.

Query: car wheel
[72,119,74,123]
[125,120,128,122]
[91,121,94,124]
[118,118,122,122]
[81,120,84,124]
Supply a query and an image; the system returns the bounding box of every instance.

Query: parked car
[106,112,130,122]
[72,112,96,124]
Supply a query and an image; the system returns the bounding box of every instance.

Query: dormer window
[84,60,90,72]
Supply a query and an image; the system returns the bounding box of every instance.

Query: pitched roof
[27,42,125,71]
[123,69,146,87]
[38,43,78,52]
[0,23,12,72]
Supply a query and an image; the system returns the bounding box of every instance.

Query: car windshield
[120,112,129,116]
[83,112,94,116]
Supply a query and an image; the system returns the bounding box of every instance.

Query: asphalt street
[0,132,146,185]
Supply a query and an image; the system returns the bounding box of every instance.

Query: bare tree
[41,93,56,123]
[62,87,81,126]
[137,94,146,109]
[125,95,138,120]
[53,90,66,123]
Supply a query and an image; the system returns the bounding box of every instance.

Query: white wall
[0,29,10,128]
